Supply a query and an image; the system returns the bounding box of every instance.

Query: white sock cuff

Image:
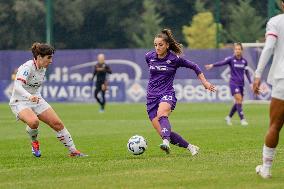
[26,126,38,133]
[263,144,276,157]
[56,127,69,136]
[163,139,169,146]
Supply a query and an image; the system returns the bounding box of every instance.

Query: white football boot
[187,144,200,156]
[160,139,170,154]
[256,165,271,179]
[241,119,248,126]
[225,116,232,126]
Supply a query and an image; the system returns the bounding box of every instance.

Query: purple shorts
[146,94,177,121]
[230,84,244,96]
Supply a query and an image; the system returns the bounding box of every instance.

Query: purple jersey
[145,50,202,98]
[213,55,251,86]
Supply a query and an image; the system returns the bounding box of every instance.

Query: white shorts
[9,98,51,120]
[271,79,284,101]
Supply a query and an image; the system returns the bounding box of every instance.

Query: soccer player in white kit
[253,0,284,178]
[9,42,87,157]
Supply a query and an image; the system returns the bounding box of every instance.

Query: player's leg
[256,98,284,178]
[150,117,161,134]
[95,88,103,106]
[156,102,172,154]
[18,108,41,157]
[101,89,106,111]
[169,132,199,156]
[225,103,236,125]
[149,102,198,155]
[226,85,238,125]
[234,93,248,125]
[154,102,199,155]
[37,107,87,157]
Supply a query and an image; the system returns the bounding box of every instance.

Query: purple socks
[228,103,245,120]
[158,116,171,140]
[236,103,244,120]
[158,116,189,148]
[229,104,237,117]
[170,132,189,148]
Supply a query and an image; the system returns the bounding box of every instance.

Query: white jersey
[255,14,284,85]
[9,59,46,103]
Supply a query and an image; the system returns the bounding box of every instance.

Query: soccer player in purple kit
[205,43,252,126]
[145,29,216,155]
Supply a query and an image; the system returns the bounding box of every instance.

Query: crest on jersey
[166,60,172,64]
[23,70,29,76]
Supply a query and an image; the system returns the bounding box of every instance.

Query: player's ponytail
[31,42,55,59]
[156,29,183,55]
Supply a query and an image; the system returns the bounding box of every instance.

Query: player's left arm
[105,65,112,74]
[178,57,202,75]
[244,62,252,84]
[178,57,216,92]
[91,65,98,81]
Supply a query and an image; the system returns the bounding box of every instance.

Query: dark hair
[282,0,284,3]
[155,29,183,55]
[31,42,55,59]
[233,42,243,50]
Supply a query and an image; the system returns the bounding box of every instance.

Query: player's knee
[52,121,64,131]
[157,111,168,119]
[27,118,39,129]
[235,98,242,104]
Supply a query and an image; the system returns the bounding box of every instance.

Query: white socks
[26,126,38,142]
[56,128,76,153]
[163,139,170,146]
[262,145,276,172]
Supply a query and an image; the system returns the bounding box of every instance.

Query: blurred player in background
[146,29,216,155]
[9,42,87,157]
[7,68,18,97]
[91,53,112,112]
[254,0,284,179]
[205,43,252,126]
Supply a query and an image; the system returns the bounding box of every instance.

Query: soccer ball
[127,135,147,155]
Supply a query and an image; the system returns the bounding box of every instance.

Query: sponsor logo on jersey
[150,65,167,71]
[234,64,245,68]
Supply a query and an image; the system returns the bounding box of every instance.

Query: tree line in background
[0,0,282,50]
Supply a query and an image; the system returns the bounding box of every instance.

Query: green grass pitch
[0,103,283,189]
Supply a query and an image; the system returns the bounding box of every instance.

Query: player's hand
[96,67,105,71]
[253,77,261,95]
[205,64,213,70]
[102,84,108,91]
[203,81,216,92]
[29,96,40,104]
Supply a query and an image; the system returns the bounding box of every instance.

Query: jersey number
[162,95,173,101]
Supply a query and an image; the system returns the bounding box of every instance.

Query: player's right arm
[205,57,231,70]
[14,65,39,103]
[253,19,278,94]
[91,65,98,81]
